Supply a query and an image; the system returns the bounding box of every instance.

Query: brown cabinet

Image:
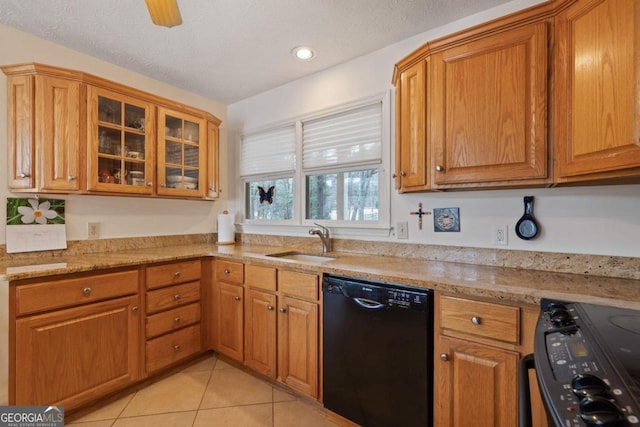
[144,259,203,374]
[394,58,431,192]
[2,62,221,200]
[2,64,83,192]
[277,270,319,398]
[244,265,277,378]
[12,269,141,411]
[431,22,549,187]
[434,293,548,427]
[212,259,245,362]
[553,0,640,183]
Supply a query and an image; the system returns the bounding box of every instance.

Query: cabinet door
[36,76,82,191]
[554,0,640,180]
[214,282,244,362]
[6,75,35,189]
[206,121,220,199]
[432,22,548,186]
[157,107,207,198]
[395,59,431,192]
[14,295,141,410]
[435,335,518,427]
[244,289,277,378]
[87,86,154,194]
[277,296,319,398]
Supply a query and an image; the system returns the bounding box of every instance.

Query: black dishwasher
[322,274,433,427]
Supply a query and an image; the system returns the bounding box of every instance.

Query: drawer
[146,259,201,290]
[146,302,201,339]
[245,264,277,291]
[440,295,520,344]
[15,269,139,316]
[279,270,318,301]
[146,281,200,314]
[214,259,244,284]
[146,324,202,373]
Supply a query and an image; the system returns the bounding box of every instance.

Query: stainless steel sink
[266,251,337,263]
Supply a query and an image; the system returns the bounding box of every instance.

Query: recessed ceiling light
[291,46,316,61]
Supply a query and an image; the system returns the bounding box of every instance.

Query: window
[240,93,389,230]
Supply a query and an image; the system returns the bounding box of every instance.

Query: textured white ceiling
[0,0,513,104]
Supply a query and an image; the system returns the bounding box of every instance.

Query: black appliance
[322,274,433,427]
[520,298,640,427]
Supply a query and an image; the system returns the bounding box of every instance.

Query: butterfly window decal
[258,186,275,204]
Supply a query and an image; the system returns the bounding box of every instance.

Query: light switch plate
[397,222,408,239]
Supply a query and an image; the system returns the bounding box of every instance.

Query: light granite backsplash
[239,234,640,280]
[1,232,638,280]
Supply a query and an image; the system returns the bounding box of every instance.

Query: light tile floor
[68,354,340,427]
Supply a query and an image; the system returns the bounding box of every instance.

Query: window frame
[239,91,391,235]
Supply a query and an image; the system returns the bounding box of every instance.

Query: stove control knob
[579,396,624,427]
[550,309,574,327]
[571,373,610,398]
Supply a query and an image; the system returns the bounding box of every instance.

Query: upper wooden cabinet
[4,66,84,192]
[431,22,549,187]
[553,0,640,183]
[393,0,640,191]
[2,63,221,200]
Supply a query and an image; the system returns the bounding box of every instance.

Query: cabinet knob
[267,305,274,311]
[160,183,166,188]
[399,171,406,177]
[224,268,231,275]
[392,173,397,178]
[279,307,287,313]
[147,182,153,187]
[234,296,241,301]
[174,345,181,352]
[471,316,481,325]
[440,353,449,361]
[82,287,92,295]
[18,173,31,178]
[173,271,181,278]
[132,306,139,313]
[174,294,181,301]
[174,317,181,323]
[67,175,76,181]
[435,165,444,172]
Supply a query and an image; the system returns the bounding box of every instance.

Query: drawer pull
[82,287,92,295]
[132,306,139,313]
[174,294,181,301]
[471,316,482,325]
[224,268,231,275]
[436,165,445,172]
[267,305,274,311]
[174,345,181,352]
[67,175,76,181]
[440,353,449,361]
[234,296,241,301]
[279,307,287,313]
[18,172,31,178]
[174,271,181,278]
[174,317,181,323]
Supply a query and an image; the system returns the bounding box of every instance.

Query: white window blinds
[240,125,296,176]
[302,102,382,169]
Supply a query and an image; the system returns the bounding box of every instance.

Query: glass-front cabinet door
[157,107,206,198]
[87,87,154,194]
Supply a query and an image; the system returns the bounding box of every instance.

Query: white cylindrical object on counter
[217,211,235,244]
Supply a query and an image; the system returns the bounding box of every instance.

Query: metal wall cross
[410,203,431,230]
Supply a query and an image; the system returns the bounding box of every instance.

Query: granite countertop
[1,242,639,310]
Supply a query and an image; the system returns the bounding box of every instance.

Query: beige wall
[0,23,230,244]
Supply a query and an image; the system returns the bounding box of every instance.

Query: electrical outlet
[397,222,409,239]
[493,224,508,246]
[88,222,100,240]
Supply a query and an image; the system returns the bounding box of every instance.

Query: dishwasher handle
[352,297,385,310]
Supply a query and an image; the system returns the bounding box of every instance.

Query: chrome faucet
[309,222,332,253]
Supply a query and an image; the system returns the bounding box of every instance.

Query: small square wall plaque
[433,207,460,232]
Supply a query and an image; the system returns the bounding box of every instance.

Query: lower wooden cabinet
[277,295,319,398]
[436,335,518,427]
[244,288,277,378]
[212,260,245,362]
[15,294,141,409]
